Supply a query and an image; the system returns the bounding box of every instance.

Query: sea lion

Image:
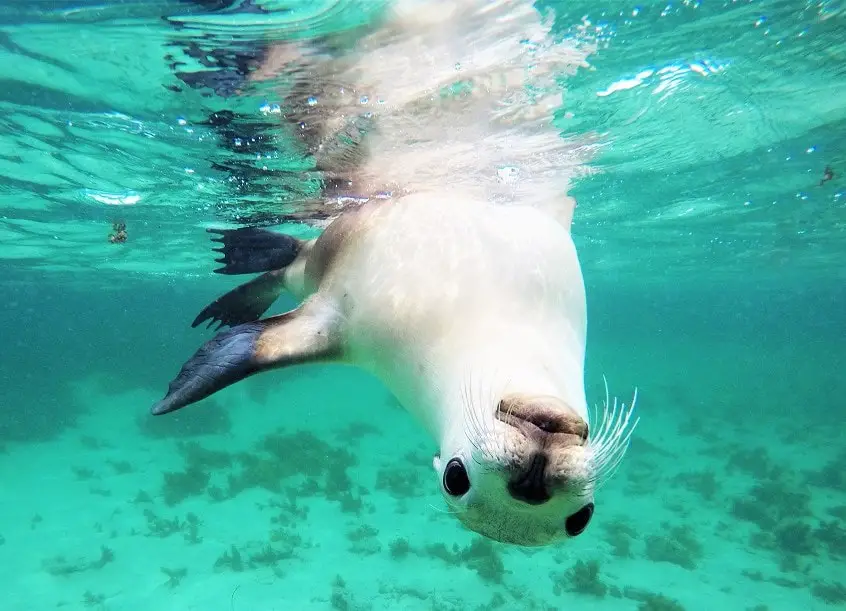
[153,0,638,546]
[153,192,638,546]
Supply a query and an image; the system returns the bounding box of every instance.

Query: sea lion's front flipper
[209,227,303,275]
[191,269,286,331]
[151,300,340,415]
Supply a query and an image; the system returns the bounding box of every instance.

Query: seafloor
[0,279,843,611]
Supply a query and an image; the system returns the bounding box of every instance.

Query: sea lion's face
[434,394,596,546]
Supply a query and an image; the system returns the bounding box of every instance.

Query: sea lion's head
[433,391,637,546]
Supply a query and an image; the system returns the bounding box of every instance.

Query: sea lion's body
[294,191,588,440]
[153,0,637,547]
[154,190,604,546]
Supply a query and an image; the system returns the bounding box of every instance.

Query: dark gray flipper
[192,269,286,331]
[209,227,302,275]
[152,303,340,416]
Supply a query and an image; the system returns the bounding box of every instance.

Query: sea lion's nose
[507,453,551,505]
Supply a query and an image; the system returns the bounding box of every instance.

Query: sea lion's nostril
[507,453,551,505]
[534,417,557,433]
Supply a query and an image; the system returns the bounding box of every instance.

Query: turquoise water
[1,0,845,609]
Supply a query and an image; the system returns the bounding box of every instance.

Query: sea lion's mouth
[497,409,569,435]
[495,394,588,441]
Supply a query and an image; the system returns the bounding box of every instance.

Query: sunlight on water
[595,59,728,98]
[0,0,840,282]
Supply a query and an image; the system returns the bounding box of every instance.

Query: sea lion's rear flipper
[209,227,302,275]
[191,269,286,331]
[151,300,339,416]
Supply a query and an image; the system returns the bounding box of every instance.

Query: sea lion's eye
[564,502,594,537]
[443,458,470,496]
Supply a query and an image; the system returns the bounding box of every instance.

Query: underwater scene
[1,0,844,610]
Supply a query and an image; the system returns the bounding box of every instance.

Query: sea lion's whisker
[482,367,501,461]
[587,382,639,490]
[475,366,491,448]
[495,370,514,457]
[462,367,494,464]
[432,353,483,466]
[478,364,506,457]
[459,378,475,443]
[428,503,458,515]
[471,366,492,456]
[462,370,482,456]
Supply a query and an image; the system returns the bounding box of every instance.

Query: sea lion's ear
[151,300,340,415]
